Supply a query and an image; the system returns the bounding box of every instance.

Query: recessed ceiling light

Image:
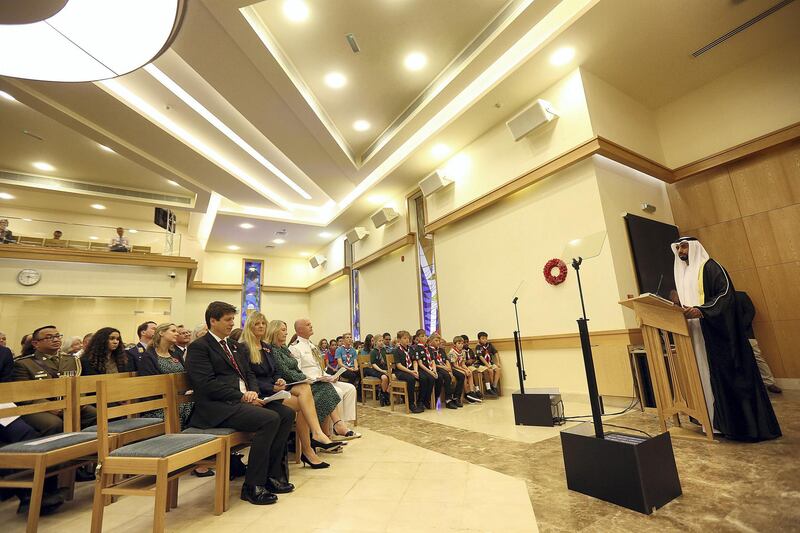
[367,194,386,205]
[549,47,575,66]
[431,143,451,159]
[89,236,98,240]
[404,52,427,71]
[128,229,138,233]
[299,252,311,257]
[227,245,240,251]
[98,144,114,153]
[319,232,332,238]
[0,91,16,102]
[32,161,55,171]
[166,179,179,186]
[239,223,254,229]
[324,72,347,89]
[0,192,14,200]
[353,120,371,132]
[283,0,309,22]
[272,238,286,244]
[90,203,106,210]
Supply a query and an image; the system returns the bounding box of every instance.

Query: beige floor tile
[347,477,411,501]
[364,461,421,480]
[401,478,465,502]
[295,475,360,497]
[413,461,469,481]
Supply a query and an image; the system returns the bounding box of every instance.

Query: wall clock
[17,269,41,286]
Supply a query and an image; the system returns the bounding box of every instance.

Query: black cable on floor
[560,397,640,421]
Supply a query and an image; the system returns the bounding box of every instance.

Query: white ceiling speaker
[346,227,369,243]
[506,99,558,142]
[309,254,327,268]
[419,169,453,197]
[370,207,399,229]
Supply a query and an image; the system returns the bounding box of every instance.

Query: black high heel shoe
[300,453,330,469]
[310,438,342,452]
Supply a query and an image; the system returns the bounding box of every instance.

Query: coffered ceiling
[1,0,797,257]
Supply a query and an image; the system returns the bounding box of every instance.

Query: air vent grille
[692,0,795,57]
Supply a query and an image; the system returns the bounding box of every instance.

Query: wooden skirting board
[424,122,800,235]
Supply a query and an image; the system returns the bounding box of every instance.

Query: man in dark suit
[186,301,294,505]
[172,324,191,362]
[125,321,156,370]
[0,336,13,382]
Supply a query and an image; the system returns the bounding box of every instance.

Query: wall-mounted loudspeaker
[346,227,369,243]
[506,99,558,142]
[309,254,327,268]
[419,169,453,197]
[370,207,399,229]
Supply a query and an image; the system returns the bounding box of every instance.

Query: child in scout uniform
[411,329,437,410]
[392,330,424,413]
[364,336,390,406]
[461,334,483,399]
[429,333,460,409]
[475,331,501,397]
[335,333,361,398]
[449,336,480,403]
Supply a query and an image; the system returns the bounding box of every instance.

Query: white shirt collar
[208,331,227,345]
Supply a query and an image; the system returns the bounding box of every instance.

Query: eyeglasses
[37,334,63,342]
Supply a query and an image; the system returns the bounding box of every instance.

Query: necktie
[220,340,245,381]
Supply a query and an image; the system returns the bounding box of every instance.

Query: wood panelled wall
[667,140,800,378]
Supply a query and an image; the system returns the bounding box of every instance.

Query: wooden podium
[620,294,714,441]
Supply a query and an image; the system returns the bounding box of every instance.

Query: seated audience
[382,332,393,354]
[359,334,374,356]
[137,322,213,477]
[229,328,243,343]
[335,332,361,394]
[80,327,135,375]
[392,330,424,413]
[325,338,339,373]
[13,325,97,435]
[186,301,294,505]
[19,333,34,357]
[52,230,63,240]
[191,323,208,341]
[317,338,328,356]
[411,329,437,410]
[363,334,390,406]
[240,313,340,468]
[462,334,483,399]
[430,333,460,409]
[0,219,14,243]
[449,336,480,403]
[475,331,501,396]
[125,320,156,368]
[0,331,6,349]
[0,338,13,381]
[65,336,82,356]
[173,324,191,360]
[108,226,131,252]
[290,319,360,439]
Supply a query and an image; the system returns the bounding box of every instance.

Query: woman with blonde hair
[241,313,340,468]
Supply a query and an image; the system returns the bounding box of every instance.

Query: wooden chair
[0,379,98,533]
[90,375,226,533]
[16,236,44,246]
[66,240,90,250]
[358,355,382,405]
[386,354,410,413]
[44,238,67,248]
[171,373,254,511]
[131,245,151,254]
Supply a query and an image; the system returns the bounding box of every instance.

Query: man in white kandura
[290,319,361,440]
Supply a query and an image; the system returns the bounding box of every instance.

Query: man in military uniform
[13,325,97,435]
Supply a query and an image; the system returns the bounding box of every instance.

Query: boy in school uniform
[429,333,460,409]
[392,330,424,413]
[411,329,437,410]
[475,331,501,396]
[364,335,390,406]
[461,334,483,399]
[449,336,480,403]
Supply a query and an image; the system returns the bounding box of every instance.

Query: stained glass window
[241,259,263,327]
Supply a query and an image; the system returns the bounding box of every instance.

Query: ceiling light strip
[143,64,312,200]
[97,77,289,207]
[336,0,597,212]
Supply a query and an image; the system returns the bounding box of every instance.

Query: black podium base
[560,422,681,514]
[512,390,559,426]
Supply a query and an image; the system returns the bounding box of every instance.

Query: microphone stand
[512,296,527,394]
[571,256,604,439]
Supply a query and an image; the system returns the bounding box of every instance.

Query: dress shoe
[192,468,215,477]
[300,453,330,469]
[445,400,458,410]
[75,465,96,482]
[410,404,424,414]
[767,384,782,393]
[266,477,294,494]
[17,491,65,515]
[240,484,277,505]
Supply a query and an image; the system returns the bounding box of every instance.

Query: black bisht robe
[698,259,781,441]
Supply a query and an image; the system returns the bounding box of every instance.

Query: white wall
[263,291,310,325]
[197,252,314,287]
[358,245,419,337]
[308,274,350,341]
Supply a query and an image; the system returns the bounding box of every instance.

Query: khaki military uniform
[13,351,96,435]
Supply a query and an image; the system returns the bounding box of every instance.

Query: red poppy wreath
[543,258,568,285]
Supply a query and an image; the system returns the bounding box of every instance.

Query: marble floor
[3,391,796,532]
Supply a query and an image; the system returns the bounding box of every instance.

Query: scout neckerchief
[396,344,412,368]
[342,346,356,367]
[452,346,464,365]
[478,342,491,363]
[376,348,386,368]
[419,345,433,367]
[433,346,445,365]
